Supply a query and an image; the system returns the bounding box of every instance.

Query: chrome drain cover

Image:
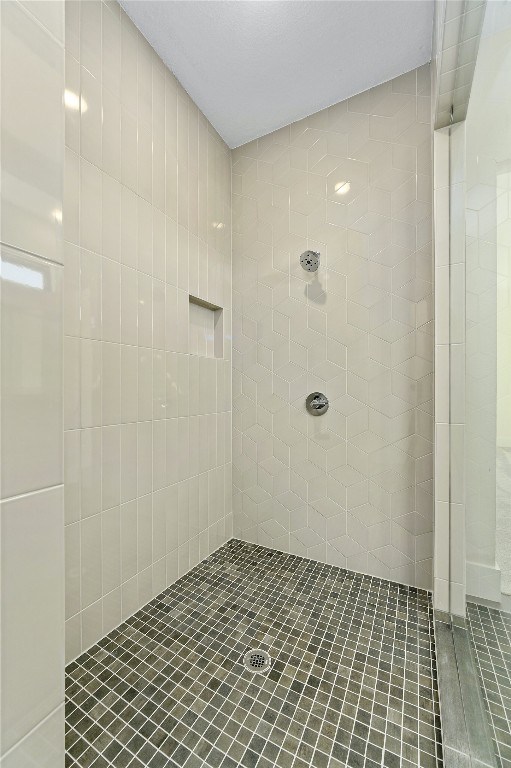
[243,649,271,673]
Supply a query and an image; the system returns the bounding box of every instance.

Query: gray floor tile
[65,539,443,767]
[468,601,511,768]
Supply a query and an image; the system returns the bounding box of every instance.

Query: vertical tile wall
[0,1,65,765]
[433,127,450,613]
[448,122,467,616]
[232,66,434,589]
[465,112,500,600]
[433,123,467,616]
[63,0,232,661]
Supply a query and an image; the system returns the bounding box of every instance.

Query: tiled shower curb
[435,614,496,768]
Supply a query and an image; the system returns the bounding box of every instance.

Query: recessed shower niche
[188,295,224,358]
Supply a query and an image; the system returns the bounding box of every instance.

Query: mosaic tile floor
[65,539,443,768]
[467,602,511,767]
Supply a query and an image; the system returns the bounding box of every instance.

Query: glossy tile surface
[0,0,64,262]
[65,539,442,768]
[0,245,63,498]
[433,122,467,616]
[433,0,485,128]
[232,66,434,589]
[0,706,65,768]
[0,0,65,762]
[1,487,64,753]
[63,0,232,659]
[19,0,64,42]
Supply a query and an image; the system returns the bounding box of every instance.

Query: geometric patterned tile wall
[232,65,434,590]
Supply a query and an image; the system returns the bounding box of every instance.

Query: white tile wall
[0,248,63,499]
[232,66,434,590]
[432,0,486,130]
[0,1,65,763]
[0,488,64,752]
[0,706,65,768]
[449,123,466,616]
[63,0,232,661]
[0,0,64,263]
[433,127,450,612]
[433,123,467,616]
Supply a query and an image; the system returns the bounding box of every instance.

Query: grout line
[65,539,442,768]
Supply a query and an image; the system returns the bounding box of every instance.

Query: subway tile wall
[63,0,232,661]
[433,124,467,616]
[433,127,451,613]
[232,66,434,589]
[0,0,65,764]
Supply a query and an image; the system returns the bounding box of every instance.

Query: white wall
[232,66,434,589]
[63,0,233,661]
[0,1,65,765]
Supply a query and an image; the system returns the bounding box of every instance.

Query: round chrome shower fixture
[300,250,320,272]
[306,392,329,416]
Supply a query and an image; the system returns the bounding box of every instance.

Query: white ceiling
[121,0,434,149]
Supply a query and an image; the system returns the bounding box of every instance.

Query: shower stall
[2,0,511,766]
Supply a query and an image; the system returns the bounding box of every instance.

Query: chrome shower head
[300,250,320,272]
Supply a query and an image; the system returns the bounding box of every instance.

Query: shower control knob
[306,392,329,416]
